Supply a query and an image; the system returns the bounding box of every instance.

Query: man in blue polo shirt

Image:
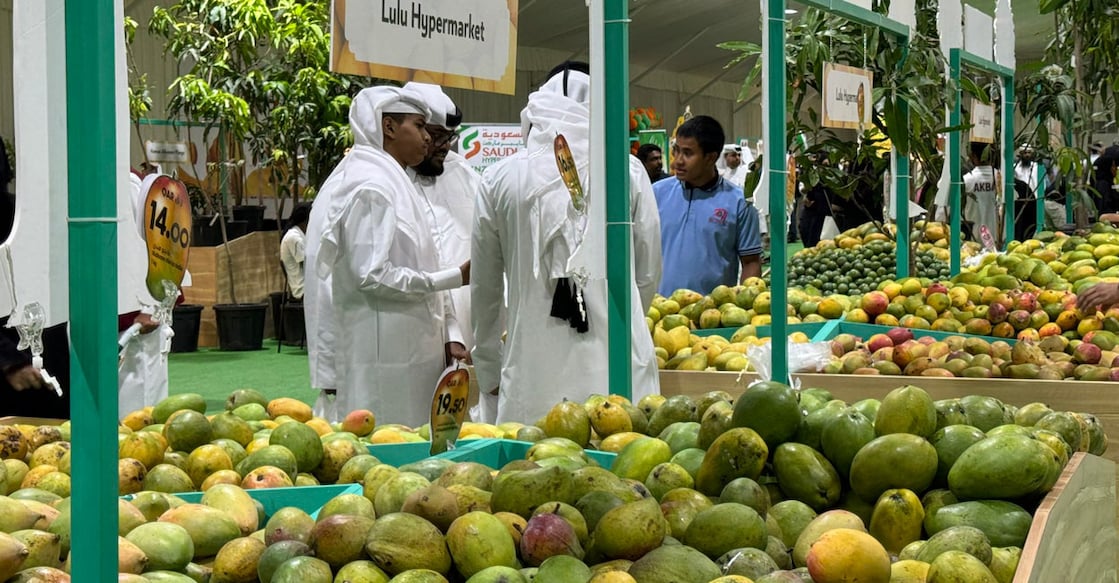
[655,115,762,296]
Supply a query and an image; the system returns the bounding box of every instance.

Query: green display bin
[434,439,617,470]
[122,483,363,520]
[367,441,444,467]
[693,321,828,339]
[814,321,1016,346]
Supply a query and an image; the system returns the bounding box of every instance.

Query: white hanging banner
[331,0,518,95]
[963,6,994,61]
[994,0,1016,69]
[821,63,874,130]
[887,0,916,32]
[970,100,996,144]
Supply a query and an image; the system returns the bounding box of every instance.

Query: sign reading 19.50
[148,191,190,248]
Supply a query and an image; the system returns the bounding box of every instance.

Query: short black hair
[970,142,991,164]
[288,203,312,228]
[636,143,662,163]
[676,115,725,156]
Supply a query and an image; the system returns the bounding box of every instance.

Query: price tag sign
[430,362,471,455]
[139,174,192,301]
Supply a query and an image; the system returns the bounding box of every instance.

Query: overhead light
[785,8,798,14]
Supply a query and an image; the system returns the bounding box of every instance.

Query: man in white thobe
[471,62,662,425]
[403,83,493,422]
[310,86,469,427]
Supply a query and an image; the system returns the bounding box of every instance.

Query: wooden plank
[1015,453,1117,583]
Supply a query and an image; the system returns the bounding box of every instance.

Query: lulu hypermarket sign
[331,0,518,95]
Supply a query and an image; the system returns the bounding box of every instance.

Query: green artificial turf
[168,339,316,412]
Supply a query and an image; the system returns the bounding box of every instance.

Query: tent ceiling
[518,0,1050,84]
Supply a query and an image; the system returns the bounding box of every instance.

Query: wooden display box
[660,370,1119,581]
[182,231,285,347]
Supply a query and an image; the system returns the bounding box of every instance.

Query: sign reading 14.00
[139,174,192,301]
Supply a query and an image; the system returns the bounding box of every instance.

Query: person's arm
[737,198,764,281]
[0,335,42,391]
[341,189,465,300]
[442,290,469,364]
[629,158,662,310]
[470,179,505,396]
[1077,282,1119,313]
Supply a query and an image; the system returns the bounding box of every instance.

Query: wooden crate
[182,231,285,347]
[660,370,1119,581]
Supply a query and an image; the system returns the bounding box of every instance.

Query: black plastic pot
[282,303,305,346]
[224,219,249,241]
[233,205,266,233]
[213,303,268,351]
[269,292,285,341]
[192,216,223,247]
[170,304,203,353]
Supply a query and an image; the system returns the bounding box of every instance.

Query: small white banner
[457,124,524,175]
[963,5,994,61]
[144,141,189,164]
[970,99,996,144]
[345,0,512,83]
[821,63,874,130]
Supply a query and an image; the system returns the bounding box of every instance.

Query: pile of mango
[0,383,1107,582]
[825,326,1119,382]
[982,221,1119,293]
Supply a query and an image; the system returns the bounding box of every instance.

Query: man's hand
[459,260,471,285]
[1077,282,1119,313]
[6,365,44,391]
[136,313,160,335]
[446,342,471,365]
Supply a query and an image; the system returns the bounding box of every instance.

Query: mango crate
[369,438,617,470]
[366,441,444,467]
[122,483,363,521]
[812,320,1017,345]
[659,370,1119,581]
[433,438,616,470]
[692,321,828,340]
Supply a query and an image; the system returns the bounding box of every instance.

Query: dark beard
[414,157,445,177]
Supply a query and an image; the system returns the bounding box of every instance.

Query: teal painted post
[949,50,962,275]
[1002,79,1016,247]
[65,0,119,579]
[766,0,789,383]
[605,0,632,399]
[1036,164,1046,234]
[895,100,911,278]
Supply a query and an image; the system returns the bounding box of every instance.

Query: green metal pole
[766,0,789,383]
[949,50,962,275]
[1002,78,1016,247]
[65,0,119,579]
[893,44,911,279]
[605,0,632,399]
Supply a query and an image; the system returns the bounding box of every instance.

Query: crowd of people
[3,61,1119,426]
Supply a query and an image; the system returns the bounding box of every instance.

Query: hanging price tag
[140,174,192,300]
[429,362,471,455]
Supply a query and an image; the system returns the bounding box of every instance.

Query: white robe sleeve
[443,291,463,346]
[630,158,662,310]
[340,188,463,300]
[470,179,505,393]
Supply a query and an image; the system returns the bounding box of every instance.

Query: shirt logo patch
[709,208,729,225]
